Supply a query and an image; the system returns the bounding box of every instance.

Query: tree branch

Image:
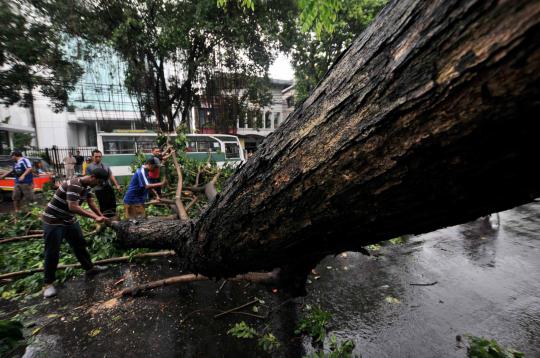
[170,150,190,221]
[0,251,175,281]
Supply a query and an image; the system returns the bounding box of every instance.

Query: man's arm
[87,196,104,217]
[139,167,164,190]
[145,181,165,189]
[19,167,33,182]
[110,173,122,191]
[67,200,105,222]
[0,169,13,179]
[161,151,173,161]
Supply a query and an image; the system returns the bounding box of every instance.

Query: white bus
[97,131,245,178]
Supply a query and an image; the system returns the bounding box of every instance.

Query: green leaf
[227,321,257,339]
[88,328,101,337]
[384,296,400,304]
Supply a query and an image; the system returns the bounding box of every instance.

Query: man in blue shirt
[123,157,165,219]
[0,151,34,212]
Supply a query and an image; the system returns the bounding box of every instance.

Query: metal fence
[23,146,97,178]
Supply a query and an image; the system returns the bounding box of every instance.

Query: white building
[193,78,294,153]
[1,73,295,154]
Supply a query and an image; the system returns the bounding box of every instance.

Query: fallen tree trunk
[114,0,540,289]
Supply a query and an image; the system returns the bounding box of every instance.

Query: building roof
[0,123,35,134]
[270,79,294,87]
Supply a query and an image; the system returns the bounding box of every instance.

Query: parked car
[0,155,54,202]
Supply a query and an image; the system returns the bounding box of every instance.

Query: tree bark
[115,0,540,284]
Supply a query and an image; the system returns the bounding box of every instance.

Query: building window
[255,111,263,128]
[98,120,132,133]
[286,96,294,108]
[247,111,254,128]
[198,108,216,128]
[245,141,258,154]
[265,112,272,128]
[0,130,10,154]
[274,113,281,128]
[239,114,246,128]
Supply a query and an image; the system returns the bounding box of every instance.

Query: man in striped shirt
[42,168,111,298]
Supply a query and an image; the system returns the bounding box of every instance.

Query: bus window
[136,137,157,153]
[225,143,240,159]
[191,137,219,152]
[103,136,136,154]
[186,141,197,152]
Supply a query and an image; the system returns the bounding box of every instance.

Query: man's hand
[115,185,122,192]
[95,216,108,223]
[19,175,25,181]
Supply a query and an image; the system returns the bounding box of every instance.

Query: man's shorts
[124,204,145,220]
[12,183,34,202]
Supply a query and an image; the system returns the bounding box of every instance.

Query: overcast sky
[269,53,294,81]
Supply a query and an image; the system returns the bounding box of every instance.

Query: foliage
[0,0,82,111]
[129,152,148,175]
[227,321,281,353]
[289,0,387,102]
[298,0,342,36]
[387,236,406,245]
[217,0,255,11]
[466,335,524,358]
[366,244,380,251]
[43,0,295,131]
[308,335,356,358]
[227,321,257,339]
[13,133,33,149]
[258,332,280,353]
[227,0,386,103]
[0,320,24,356]
[129,127,235,218]
[295,306,359,357]
[145,204,173,217]
[295,305,332,343]
[328,335,356,357]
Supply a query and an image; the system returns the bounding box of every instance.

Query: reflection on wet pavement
[305,202,540,357]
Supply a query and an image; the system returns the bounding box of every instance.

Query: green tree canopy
[43,0,296,131]
[0,0,82,111]
[289,0,387,102]
[221,0,387,103]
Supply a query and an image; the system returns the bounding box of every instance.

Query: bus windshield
[225,143,241,159]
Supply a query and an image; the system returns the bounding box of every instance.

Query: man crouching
[41,168,111,298]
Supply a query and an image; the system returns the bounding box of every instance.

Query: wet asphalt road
[3,201,539,357]
[304,202,540,357]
